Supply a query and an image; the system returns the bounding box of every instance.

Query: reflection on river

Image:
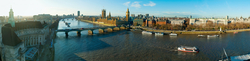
[54,18,250,61]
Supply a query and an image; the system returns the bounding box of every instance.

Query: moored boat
[207,35,219,37]
[177,46,198,53]
[142,31,152,34]
[169,33,177,36]
[155,32,164,35]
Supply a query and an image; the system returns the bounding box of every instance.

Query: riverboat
[177,46,199,53]
[207,35,219,37]
[155,32,164,35]
[142,31,152,34]
[169,33,177,36]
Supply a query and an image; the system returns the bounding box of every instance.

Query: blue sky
[0,0,250,18]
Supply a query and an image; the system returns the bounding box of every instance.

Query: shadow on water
[55,18,135,61]
[54,30,128,61]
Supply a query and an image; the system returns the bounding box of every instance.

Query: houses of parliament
[94,8,130,26]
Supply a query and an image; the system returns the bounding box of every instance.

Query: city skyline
[1,0,250,18]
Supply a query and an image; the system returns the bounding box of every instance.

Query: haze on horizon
[0,0,250,18]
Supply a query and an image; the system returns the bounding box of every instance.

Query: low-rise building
[190,18,228,25]
[169,19,185,26]
[230,18,250,24]
[145,19,156,27]
[133,19,145,26]
[155,20,167,25]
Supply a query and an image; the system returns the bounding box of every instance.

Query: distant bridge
[56,18,131,37]
[56,26,129,37]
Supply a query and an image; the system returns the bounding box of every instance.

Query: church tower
[126,8,130,21]
[102,9,106,19]
[8,8,15,27]
[108,12,111,19]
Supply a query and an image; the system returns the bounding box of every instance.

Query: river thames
[54,18,250,61]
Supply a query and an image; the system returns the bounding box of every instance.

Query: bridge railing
[56,26,128,32]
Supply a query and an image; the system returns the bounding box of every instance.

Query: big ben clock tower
[126,8,130,21]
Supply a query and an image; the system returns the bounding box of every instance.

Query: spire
[8,8,15,27]
[9,8,14,18]
[108,12,111,19]
[127,8,129,12]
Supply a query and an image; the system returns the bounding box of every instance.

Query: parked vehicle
[169,33,177,36]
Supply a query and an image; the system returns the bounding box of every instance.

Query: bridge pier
[88,30,93,35]
[107,28,113,32]
[113,27,120,31]
[120,27,126,30]
[99,29,104,34]
[65,32,69,37]
[77,31,81,36]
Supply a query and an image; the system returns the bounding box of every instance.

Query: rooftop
[2,21,46,46]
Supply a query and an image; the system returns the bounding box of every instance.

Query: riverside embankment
[132,26,250,34]
[77,19,115,26]
[75,19,250,34]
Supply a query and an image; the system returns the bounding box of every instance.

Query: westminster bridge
[56,18,130,37]
[56,26,129,36]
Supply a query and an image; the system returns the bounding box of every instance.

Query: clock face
[126,13,129,15]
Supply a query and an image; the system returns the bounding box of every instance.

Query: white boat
[207,35,219,37]
[142,31,152,34]
[177,46,199,53]
[155,33,164,35]
[169,33,177,36]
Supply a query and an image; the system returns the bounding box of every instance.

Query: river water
[54,18,250,61]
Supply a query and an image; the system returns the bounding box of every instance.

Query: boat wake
[148,45,178,52]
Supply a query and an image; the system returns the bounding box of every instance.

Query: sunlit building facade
[96,9,129,26]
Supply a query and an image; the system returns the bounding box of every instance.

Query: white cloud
[143,1,156,7]
[131,1,141,8]
[123,1,130,7]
